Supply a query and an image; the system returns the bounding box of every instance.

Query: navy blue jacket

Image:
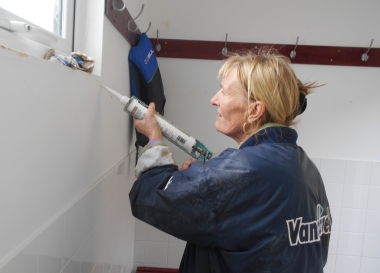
[129,127,331,273]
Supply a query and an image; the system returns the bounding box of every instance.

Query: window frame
[0,0,75,57]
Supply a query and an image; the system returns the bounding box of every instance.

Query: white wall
[144,0,379,48]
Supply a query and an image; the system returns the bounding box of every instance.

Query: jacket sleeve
[129,146,239,249]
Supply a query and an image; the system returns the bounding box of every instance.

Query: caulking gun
[102,85,213,162]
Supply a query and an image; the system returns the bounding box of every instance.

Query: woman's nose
[210,91,220,106]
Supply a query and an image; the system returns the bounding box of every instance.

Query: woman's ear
[247,101,266,123]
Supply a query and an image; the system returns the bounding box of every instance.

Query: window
[0,0,75,56]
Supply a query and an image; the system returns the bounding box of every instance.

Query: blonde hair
[218,47,320,127]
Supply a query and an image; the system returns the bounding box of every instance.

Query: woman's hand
[133,102,163,141]
[180,158,197,171]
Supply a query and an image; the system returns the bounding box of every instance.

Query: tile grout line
[333,159,347,273]
[359,162,374,271]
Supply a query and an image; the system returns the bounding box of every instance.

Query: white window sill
[0,44,101,82]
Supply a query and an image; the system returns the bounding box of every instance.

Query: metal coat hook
[361,39,374,62]
[144,22,152,33]
[155,29,161,52]
[222,33,228,55]
[112,0,127,12]
[127,4,151,33]
[290,36,299,59]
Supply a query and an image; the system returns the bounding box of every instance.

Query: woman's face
[210,68,249,143]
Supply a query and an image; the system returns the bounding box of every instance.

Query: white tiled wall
[0,155,136,273]
[133,159,380,273]
[314,159,380,273]
[133,218,186,272]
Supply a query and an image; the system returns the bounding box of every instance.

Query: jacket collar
[239,126,298,149]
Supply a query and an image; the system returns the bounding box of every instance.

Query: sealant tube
[102,85,213,162]
[125,96,196,152]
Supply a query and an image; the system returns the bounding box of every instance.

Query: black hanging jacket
[128,33,166,148]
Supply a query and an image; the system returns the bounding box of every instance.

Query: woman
[129,48,331,273]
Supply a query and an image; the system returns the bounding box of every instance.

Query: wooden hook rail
[149,39,380,67]
[105,0,140,46]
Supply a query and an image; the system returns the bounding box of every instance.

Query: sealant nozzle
[102,85,130,105]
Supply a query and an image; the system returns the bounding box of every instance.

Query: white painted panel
[0,17,135,265]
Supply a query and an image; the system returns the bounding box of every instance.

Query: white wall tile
[107,174,124,214]
[344,161,371,185]
[167,243,186,266]
[143,242,168,265]
[135,219,146,241]
[341,184,369,209]
[145,224,168,242]
[82,183,105,237]
[110,264,119,273]
[121,265,129,273]
[0,238,38,273]
[324,254,336,273]
[325,183,344,208]
[142,263,168,268]
[134,242,144,263]
[61,255,80,273]
[89,225,108,266]
[337,232,363,256]
[63,221,82,272]
[102,198,120,241]
[367,186,380,210]
[63,199,84,265]
[362,234,380,258]
[79,240,96,273]
[168,265,180,269]
[335,255,361,273]
[320,159,346,184]
[100,237,118,272]
[360,257,380,273]
[370,162,380,186]
[330,207,341,231]
[329,231,339,255]
[340,209,366,233]
[115,219,134,269]
[104,263,112,273]
[97,176,113,218]
[364,210,380,234]
[94,187,131,272]
[38,216,64,273]
[92,263,104,273]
